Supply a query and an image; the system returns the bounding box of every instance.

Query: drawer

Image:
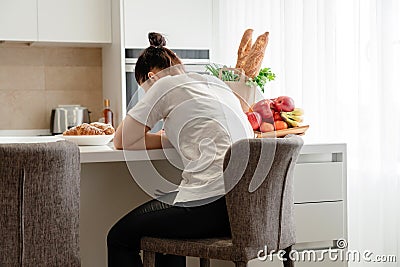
[294,162,344,203]
[295,201,344,243]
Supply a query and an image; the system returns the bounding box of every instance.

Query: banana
[289,119,300,127]
[286,108,304,116]
[281,112,301,127]
[287,114,303,122]
[293,108,304,116]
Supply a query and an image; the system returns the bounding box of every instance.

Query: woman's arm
[113,116,162,150]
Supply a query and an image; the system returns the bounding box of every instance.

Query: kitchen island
[0,135,347,266]
[80,140,348,267]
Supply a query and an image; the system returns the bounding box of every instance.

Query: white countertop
[79,144,181,163]
[0,135,346,163]
[79,138,346,163]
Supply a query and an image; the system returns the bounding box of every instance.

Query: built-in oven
[125,48,210,131]
[125,49,210,110]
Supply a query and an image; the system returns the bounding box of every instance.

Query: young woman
[108,32,253,267]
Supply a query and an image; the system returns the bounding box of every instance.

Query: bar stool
[0,141,80,266]
[141,136,303,267]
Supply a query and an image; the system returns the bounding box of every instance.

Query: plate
[255,125,309,138]
[57,134,114,146]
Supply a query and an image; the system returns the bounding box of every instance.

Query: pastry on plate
[90,122,115,135]
[63,123,105,136]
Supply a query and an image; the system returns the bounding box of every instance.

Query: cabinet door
[37,0,111,43]
[124,0,212,49]
[294,162,344,203]
[0,0,37,41]
[295,201,344,243]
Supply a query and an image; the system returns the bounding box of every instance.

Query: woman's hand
[158,130,174,149]
[113,116,163,150]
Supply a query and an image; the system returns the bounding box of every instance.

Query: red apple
[273,96,295,112]
[252,99,273,119]
[260,122,275,132]
[273,112,282,121]
[269,98,277,110]
[246,111,262,130]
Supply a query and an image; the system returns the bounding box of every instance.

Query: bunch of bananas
[280,108,304,127]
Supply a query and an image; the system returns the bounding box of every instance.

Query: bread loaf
[243,32,269,78]
[235,29,254,69]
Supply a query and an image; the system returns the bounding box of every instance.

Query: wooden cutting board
[255,125,310,138]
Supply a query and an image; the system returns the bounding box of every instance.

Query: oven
[125,48,210,131]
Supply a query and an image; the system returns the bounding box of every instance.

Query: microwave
[125,49,210,131]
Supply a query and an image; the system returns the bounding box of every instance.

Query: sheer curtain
[213,0,400,265]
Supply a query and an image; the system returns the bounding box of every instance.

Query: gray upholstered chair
[0,141,80,266]
[141,135,303,267]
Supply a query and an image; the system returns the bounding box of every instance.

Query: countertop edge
[80,143,347,163]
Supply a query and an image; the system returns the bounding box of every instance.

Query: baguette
[243,32,269,78]
[235,29,254,69]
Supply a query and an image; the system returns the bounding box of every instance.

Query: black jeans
[107,194,231,267]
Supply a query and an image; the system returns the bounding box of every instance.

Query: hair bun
[148,32,166,47]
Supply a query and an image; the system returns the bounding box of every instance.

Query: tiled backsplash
[0,46,103,130]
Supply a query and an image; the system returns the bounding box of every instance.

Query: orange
[274,120,288,131]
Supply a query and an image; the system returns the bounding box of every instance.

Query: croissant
[90,122,115,135]
[63,123,105,136]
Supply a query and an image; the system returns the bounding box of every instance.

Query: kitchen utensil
[50,105,90,135]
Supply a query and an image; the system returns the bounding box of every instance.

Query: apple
[260,122,275,132]
[273,112,282,121]
[246,111,262,130]
[252,99,273,119]
[273,96,295,112]
[269,98,276,110]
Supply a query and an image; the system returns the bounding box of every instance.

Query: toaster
[50,105,90,135]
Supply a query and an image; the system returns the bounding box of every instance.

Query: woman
[108,32,253,266]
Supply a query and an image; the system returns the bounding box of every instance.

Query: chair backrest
[223,135,303,259]
[0,141,80,266]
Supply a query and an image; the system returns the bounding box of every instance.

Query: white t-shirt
[128,72,254,204]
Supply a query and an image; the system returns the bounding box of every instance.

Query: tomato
[273,112,282,121]
[274,120,288,131]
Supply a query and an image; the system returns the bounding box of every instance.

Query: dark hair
[135,32,182,85]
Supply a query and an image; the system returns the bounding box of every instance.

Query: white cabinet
[294,162,344,203]
[124,0,212,49]
[0,0,111,43]
[0,0,38,41]
[37,0,111,43]
[295,202,344,243]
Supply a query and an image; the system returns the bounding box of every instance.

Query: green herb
[247,68,276,93]
[206,64,276,93]
[205,64,239,81]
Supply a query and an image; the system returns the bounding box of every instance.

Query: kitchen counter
[0,135,347,267]
[79,144,181,163]
[0,135,347,163]
[79,138,346,163]
[78,139,347,267]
